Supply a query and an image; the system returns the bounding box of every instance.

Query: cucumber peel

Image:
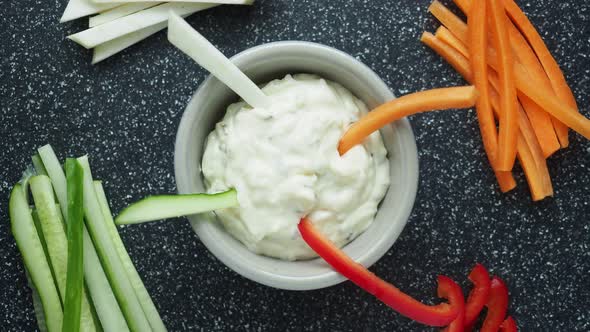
[9,184,63,332]
[115,189,238,225]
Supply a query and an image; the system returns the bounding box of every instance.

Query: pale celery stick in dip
[202,74,390,260]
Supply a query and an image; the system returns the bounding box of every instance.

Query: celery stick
[94,181,167,332]
[115,189,238,225]
[30,176,97,332]
[78,156,151,332]
[63,159,85,332]
[38,145,129,332]
[68,2,218,49]
[9,184,63,332]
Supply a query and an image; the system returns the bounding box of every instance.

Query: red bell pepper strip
[500,316,518,332]
[464,264,491,327]
[297,218,459,327]
[437,276,464,332]
[481,277,509,332]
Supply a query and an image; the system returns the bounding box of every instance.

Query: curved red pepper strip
[437,276,464,332]
[464,264,492,327]
[298,218,459,326]
[481,277,509,332]
[500,316,518,332]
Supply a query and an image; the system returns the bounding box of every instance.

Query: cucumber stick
[38,145,129,332]
[94,181,167,332]
[9,184,63,332]
[115,189,238,225]
[78,156,151,332]
[29,176,97,332]
[63,159,85,332]
[33,153,49,176]
[26,269,49,332]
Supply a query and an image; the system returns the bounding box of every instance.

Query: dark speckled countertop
[1,0,589,331]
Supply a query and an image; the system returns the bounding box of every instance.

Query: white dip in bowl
[202,74,390,260]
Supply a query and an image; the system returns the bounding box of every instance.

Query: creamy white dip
[202,74,390,260]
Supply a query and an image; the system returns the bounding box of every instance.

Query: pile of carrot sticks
[421,0,590,201]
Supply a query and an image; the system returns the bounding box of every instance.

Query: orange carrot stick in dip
[487,0,519,171]
[503,0,578,147]
[338,86,478,156]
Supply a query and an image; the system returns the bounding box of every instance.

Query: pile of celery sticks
[9,144,165,332]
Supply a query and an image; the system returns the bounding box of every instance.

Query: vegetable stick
[78,156,152,332]
[338,86,478,156]
[68,2,218,49]
[38,145,130,332]
[61,0,121,23]
[468,0,499,169]
[428,0,468,44]
[94,181,167,332]
[422,33,552,199]
[89,2,161,27]
[29,176,97,332]
[93,22,166,64]
[9,185,64,332]
[503,0,578,147]
[488,0,519,171]
[168,13,270,108]
[435,26,468,58]
[63,160,85,332]
[94,0,252,3]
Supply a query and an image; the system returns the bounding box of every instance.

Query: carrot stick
[429,0,468,44]
[503,0,578,147]
[452,0,470,15]
[468,0,500,169]
[436,26,468,58]
[506,24,561,157]
[338,86,478,156]
[421,33,516,193]
[487,0,519,171]
[422,33,560,197]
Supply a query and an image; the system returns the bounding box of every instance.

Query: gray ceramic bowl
[174,41,418,290]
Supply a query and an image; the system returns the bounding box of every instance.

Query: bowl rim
[174,40,419,290]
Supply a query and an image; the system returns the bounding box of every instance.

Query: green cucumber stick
[33,153,49,176]
[77,156,151,332]
[62,159,85,332]
[38,145,129,332]
[9,184,63,332]
[29,176,97,332]
[94,181,167,332]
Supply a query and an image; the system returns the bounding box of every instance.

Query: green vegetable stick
[29,175,97,332]
[33,154,49,176]
[38,145,129,332]
[63,159,85,332]
[94,181,167,332]
[78,156,151,332]
[9,184,63,332]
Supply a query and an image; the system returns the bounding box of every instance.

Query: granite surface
[1,0,589,331]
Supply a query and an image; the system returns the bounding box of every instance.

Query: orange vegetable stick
[488,0,519,171]
[436,26,469,58]
[503,0,578,147]
[429,0,468,44]
[421,33,516,193]
[468,0,500,170]
[421,33,555,198]
[338,86,478,156]
[455,0,576,147]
